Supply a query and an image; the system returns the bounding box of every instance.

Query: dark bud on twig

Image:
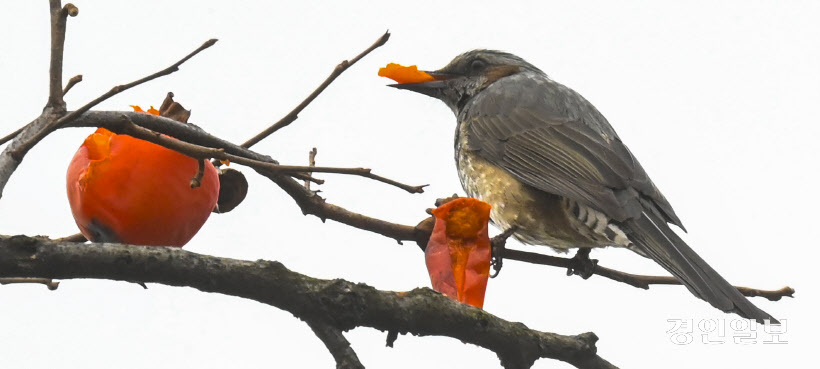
[63,3,79,17]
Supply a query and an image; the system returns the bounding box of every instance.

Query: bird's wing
[461,73,683,227]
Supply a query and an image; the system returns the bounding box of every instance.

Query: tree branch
[500,248,794,301]
[0,39,216,199]
[93,113,424,194]
[52,110,796,299]
[306,320,365,369]
[305,147,317,189]
[236,31,391,150]
[0,235,617,369]
[47,0,76,111]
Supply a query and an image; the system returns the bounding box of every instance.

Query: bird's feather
[624,209,776,323]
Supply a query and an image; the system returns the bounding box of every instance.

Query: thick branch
[0,235,616,369]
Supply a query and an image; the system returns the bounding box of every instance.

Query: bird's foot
[490,226,518,278]
[566,248,597,280]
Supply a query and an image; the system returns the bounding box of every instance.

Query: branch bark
[306,320,365,369]
[0,235,617,369]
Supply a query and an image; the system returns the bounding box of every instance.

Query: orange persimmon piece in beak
[425,197,492,308]
[378,63,435,84]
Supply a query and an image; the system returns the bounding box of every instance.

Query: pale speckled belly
[455,146,604,251]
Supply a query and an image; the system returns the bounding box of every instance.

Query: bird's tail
[623,210,777,324]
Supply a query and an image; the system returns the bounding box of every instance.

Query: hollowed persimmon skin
[66,128,219,247]
[426,198,492,308]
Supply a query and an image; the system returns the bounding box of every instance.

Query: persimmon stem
[190,159,205,188]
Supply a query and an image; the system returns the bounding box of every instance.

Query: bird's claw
[566,248,597,279]
[490,226,518,278]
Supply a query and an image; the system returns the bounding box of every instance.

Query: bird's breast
[455,131,601,250]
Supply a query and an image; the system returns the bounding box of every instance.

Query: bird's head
[389,49,542,114]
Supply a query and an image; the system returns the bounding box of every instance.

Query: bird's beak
[388,71,460,99]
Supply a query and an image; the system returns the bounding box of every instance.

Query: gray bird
[390,49,776,323]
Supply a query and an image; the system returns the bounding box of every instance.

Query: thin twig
[305,147,317,189]
[0,277,60,290]
[266,164,426,194]
[46,0,71,111]
[0,128,23,146]
[113,116,423,193]
[62,74,83,95]
[0,40,217,200]
[234,31,390,151]
[8,39,217,162]
[502,248,794,301]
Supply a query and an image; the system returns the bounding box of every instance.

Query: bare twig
[0,236,618,369]
[268,164,426,194]
[0,40,217,199]
[306,320,365,369]
[14,38,218,160]
[108,115,423,193]
[0,128,23,147]
[0,277,60,290]
[501,248,794,301]
[234,31,390,151]
[47,0,72,111]
[305,147,317,189]
[62,74,83,95]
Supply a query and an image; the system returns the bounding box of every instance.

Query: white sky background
[1,1,817,368]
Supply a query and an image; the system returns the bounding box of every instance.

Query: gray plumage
[391,49,776,323]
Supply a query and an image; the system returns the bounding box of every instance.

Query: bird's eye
[470,59,486,72]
